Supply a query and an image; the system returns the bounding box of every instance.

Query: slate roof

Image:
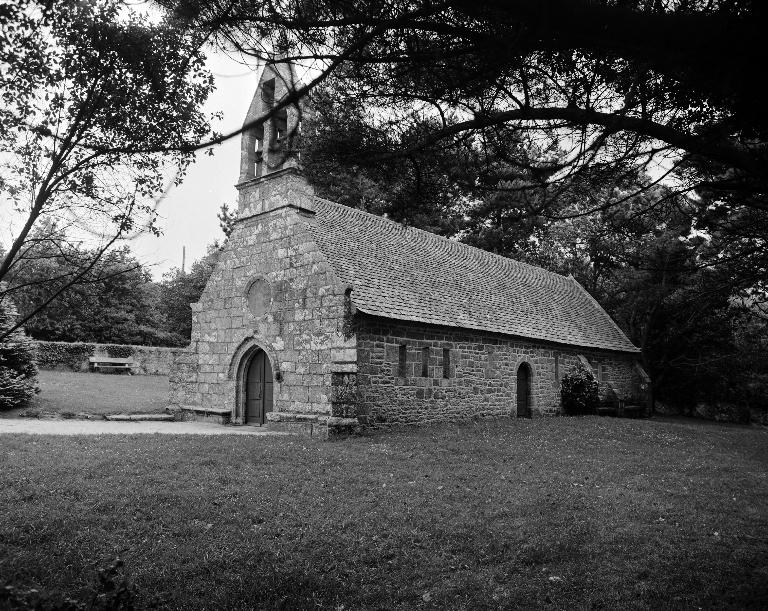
[309,197,640,353]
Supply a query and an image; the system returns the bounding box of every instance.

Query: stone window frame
[243,276,273,320]
[442,348,451,379]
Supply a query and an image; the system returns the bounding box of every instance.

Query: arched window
[516,362,532,418]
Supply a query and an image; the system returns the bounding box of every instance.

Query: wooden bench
[597,398,647,418]
[597,403,618,417]
[621,403,645,418]
[89,356,134,373]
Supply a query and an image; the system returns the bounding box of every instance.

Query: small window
[421,347,430,377]
[554,353,560,380]
[398,344,407,377]
[442,348,451,379]
[598,363,606,383]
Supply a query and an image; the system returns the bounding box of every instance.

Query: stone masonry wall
[355,316,638,425]
[167,172,356,436]
[168,347,201,406]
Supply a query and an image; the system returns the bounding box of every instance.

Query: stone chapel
[168,60,650,437]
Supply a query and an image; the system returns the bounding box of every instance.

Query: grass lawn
[1,417,767,609]
[21,369,169,416]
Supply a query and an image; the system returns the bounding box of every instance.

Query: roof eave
[354,306,642,354]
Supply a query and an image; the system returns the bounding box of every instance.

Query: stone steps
[105,413,176,422]
[20,410,174,422]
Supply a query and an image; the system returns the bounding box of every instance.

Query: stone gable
[169,170,357,437]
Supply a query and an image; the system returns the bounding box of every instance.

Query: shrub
[0,296,39,411]
[106,344,135,359]
[1,558,135,610]
[35,341,95,371]
[561,361,599,415]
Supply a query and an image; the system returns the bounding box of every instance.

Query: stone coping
[265,411,358,428]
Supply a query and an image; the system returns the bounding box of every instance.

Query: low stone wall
[34,340,175,375]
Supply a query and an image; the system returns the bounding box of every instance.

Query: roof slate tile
[308,197,639,353]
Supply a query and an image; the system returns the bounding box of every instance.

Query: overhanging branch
[394,105,765,177]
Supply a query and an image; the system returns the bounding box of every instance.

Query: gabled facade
[168,60,649,437]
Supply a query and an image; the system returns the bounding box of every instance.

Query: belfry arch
[238,59,302,184]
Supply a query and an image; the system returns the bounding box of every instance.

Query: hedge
[34,340,175,375]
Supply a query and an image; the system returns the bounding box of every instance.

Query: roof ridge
[312,196,571,286]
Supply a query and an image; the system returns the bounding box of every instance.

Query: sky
[131,51,262,279]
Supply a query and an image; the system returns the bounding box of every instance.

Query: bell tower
[236,59,314,218]
[238,59,303,183]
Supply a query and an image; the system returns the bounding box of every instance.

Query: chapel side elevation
[168,60,650,437]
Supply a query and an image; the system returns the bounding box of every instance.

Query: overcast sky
[132,50,262,279]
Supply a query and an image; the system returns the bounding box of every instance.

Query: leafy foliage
[0,296,38,411]
[1,557,134,610]
[302,86,469,235]
[560,362,599,416]
[35,342,95,371]
[158,245,220,341]
[8,235,186,346]
[522,182,764,412]
[161,0,768,314]
[0,0,213,340]
[217,204,237,239]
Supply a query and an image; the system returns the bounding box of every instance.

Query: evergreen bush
[560,361,599,415]
[0,296,39,410]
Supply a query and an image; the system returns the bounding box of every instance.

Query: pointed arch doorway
[516,363,532,418]
[244,349,274,425]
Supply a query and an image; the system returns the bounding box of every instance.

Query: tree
[0,0,213,340]
[167,0,768,163]
[217,203,238,239]
[0,293,38,411]
[302,85,472,235]
[510,180,758,411]
[156,0,768,302]
[7,232,186,346]
[158,246,220,341]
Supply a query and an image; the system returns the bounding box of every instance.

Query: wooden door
[516,365,531,418]
[245,351,273,425]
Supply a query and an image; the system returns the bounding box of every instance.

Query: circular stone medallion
[246,278,272,318]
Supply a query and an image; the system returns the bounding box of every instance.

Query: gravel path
[0,419,284,436]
